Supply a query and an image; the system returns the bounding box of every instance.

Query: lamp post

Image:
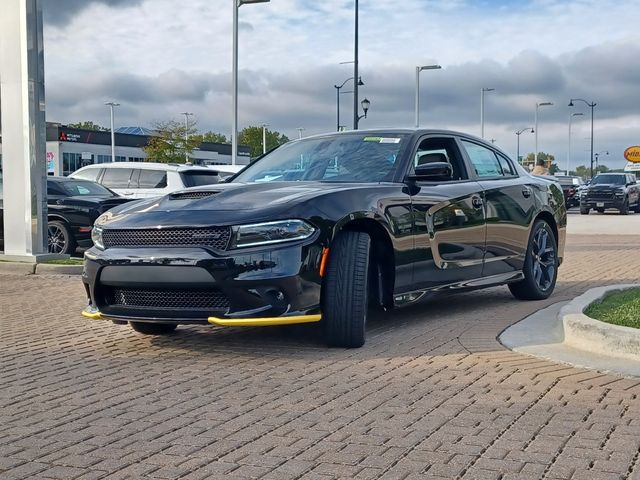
[232,0,270,166]
[515,127,534,165]
[569,98,596,179]
[480,87,495,139]
[566,112,583,175]
[594,150,609,174]
[357,98,370,125]
[296,127,305,139]
[353,0,359,129]
[105,102,120,163]
[415,65,442,128]
[334,76,363,131]
[181,112,194,163]
[534,101,553,165]
[261,123,269,154]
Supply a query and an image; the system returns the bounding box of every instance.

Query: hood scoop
[170,190,221,200]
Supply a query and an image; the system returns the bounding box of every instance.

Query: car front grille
[106,287,230,311]
[587,191,614,200]
[102,227,231,250]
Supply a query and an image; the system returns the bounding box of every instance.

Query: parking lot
[1,213,640,480]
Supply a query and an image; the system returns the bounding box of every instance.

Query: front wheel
[509,220,558,301]
[580,207,590,215]
[323,231,371,348]
[48,220,76,255]
[620,199,629,215]
[130,322,177,335]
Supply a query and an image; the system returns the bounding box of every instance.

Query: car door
[459,139,537,277]
[408,135,486,290]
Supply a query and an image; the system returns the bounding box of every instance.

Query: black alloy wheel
[130,322,177,335]
[322,231,371,348]
[48,220,76,255]
[509,219,558,301]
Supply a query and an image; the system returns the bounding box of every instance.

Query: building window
[128,157,145,162]
[97,155,112,164]
[116,156,127,162]
[63,152,83,176]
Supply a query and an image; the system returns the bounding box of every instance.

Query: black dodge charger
[82,130,566,347]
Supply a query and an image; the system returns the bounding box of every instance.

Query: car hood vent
[170,190,220,200]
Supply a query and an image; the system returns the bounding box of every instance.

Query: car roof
[73,162,213,173]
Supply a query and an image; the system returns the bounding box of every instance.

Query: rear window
[180,171,221,187]
[102,168,133,188]
[60,180,115,197]
[73,167,101,182]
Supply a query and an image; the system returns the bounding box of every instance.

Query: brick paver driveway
[2,224,640,479]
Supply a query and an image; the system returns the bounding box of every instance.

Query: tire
[620,199,629,215]
[48,220,76,255]
[323,231,371,348]
[130,322,177,335]
[508,219,558,301]
[580,207,590,215]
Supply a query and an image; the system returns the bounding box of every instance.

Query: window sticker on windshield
[363,136,401,143]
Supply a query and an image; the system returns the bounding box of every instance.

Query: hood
[97,182,381,228]
[588,183,624,189]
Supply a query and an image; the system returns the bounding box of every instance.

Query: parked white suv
[70,162,221,199]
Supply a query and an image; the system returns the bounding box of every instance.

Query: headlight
[91,226,105,250]
[231,220,316,248]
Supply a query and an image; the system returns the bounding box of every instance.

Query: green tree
[67,121,108,131]
[143,120,201,164]
[197,131,229,144]
[238,126,289,159]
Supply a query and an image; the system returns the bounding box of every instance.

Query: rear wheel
[580,207,590,215]
[509,219,558,301]
[130,322,177,335]
[323,231,370,348]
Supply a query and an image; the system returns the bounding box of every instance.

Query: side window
[47,182,64,196]
[461,140,503,178]
[138,170,168,188]
[496,153,516,176]
[101,168,133,188]
[412,137,467,181]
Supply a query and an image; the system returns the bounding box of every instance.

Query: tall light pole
[415,65,442,128]
[515,127,534,165]
[353,0,359,130]
[569,98,596,179]
[261,123,268,154]
[181,112,194,163]
[334,76,363,131]
[567,112,583,175]
[232,0,270,166]
[480,87,495,139]
[534,101,553,165]
[296,127,305,139]
[105,102,120,163]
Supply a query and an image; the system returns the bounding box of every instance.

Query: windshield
[233,133,409,183]
[60,180,116,196]
[592,174,625,185]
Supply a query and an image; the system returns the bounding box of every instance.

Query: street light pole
[594,150,608,174]
[296,127,305,139]
[181,112,194,163]
[515,127,534,165]
[480,87,495,139]
[335,76,363,131]
[567,112,583,175]
[569,98,596,179]
[415,65,442,128]
[261,123,268,154]
[353,0,359,130]
[232,0,270,166]
[534,101,553,165]
[105,102,120,163]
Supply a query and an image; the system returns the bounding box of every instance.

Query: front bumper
[581,197,625,210]
[82,241,324,326]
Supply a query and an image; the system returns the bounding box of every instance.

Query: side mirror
[409,161,453,181]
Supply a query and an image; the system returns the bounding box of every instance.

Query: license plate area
[596,202,605,207]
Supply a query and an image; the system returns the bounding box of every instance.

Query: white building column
[0,0,52,260]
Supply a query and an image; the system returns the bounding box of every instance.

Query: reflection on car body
[82,129,566,348]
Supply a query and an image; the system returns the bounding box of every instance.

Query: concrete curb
[0,261,82,276]
[561,284,640,361]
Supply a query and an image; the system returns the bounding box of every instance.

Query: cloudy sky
[41,0,640,168]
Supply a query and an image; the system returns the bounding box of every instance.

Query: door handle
[522,187,532,198]
[471,196,483,209]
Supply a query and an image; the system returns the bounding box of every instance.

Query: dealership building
[1,123,251,176]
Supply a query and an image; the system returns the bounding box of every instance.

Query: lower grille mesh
[106,288,230,311]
